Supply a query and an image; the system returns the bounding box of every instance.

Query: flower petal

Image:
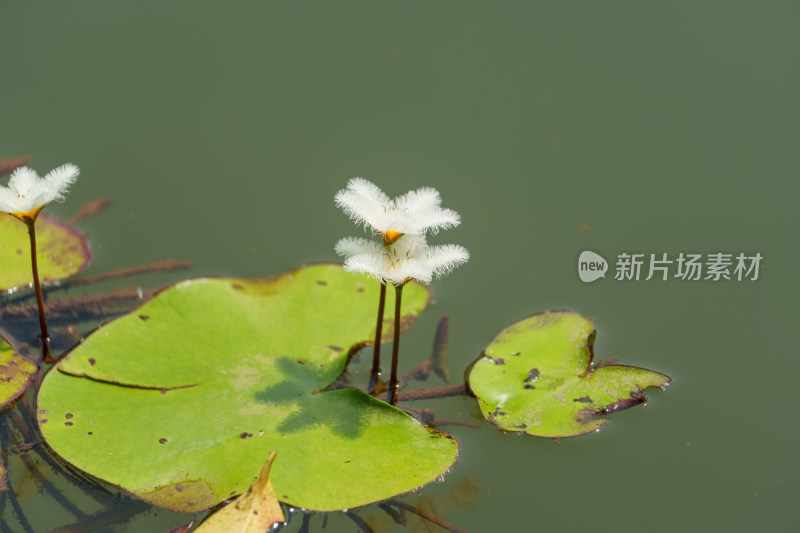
[335,237,383,257]
[344,178,391,206]
[388,233,426,258]
[7,166,40,194]
[334,178,391,233]
[392,258,433,285]
[0,164,79,215]
[395,187,441,214]
[426,244,469,278]
[0,188,19,213]
[411,206,461,235]
[42,163,80,204]
[343,253,388,282]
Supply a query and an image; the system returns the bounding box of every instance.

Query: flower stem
[26,221,54,363]
[368,282,387,395]
[389,283,404,405]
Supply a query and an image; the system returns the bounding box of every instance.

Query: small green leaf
[0,213,91,291]
[38,264,458,512]
[0,335,37,411]
[468,311,670,438]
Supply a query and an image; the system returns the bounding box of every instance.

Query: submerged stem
[368,283,387,395]
[390,500,467,533]
[389,284,404,405]
[26,221,54,363]
[345,512,375,533]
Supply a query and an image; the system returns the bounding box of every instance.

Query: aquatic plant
[0,164,79,363]
[335,179,467,403]
[0,164,671,532]
[337,232,468,404]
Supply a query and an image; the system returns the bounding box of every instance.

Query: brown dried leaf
[195,451,284,533]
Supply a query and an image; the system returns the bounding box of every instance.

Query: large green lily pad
[468,311,670,438]
[38,264,458,512]
[0,334,37,411]
[0,213,91,291]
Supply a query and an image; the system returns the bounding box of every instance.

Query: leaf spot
[138,315,150,321]
[159,438,168,444]
[523,368,540,383]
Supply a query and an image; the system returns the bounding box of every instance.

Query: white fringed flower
[335,178,460,243]
[0,164,80,222]
[336,234,469,286]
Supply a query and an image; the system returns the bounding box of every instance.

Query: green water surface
[0,2,797,532]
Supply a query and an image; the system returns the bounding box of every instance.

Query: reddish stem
[26,221,54,363]
[389,283,403,405]
[368,282,387,394]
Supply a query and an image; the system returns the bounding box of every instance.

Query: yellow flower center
[10,205,44,225]
[383,230,404,244]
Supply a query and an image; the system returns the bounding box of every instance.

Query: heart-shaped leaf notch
[468,311,670,438]
[37,264,458,512]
